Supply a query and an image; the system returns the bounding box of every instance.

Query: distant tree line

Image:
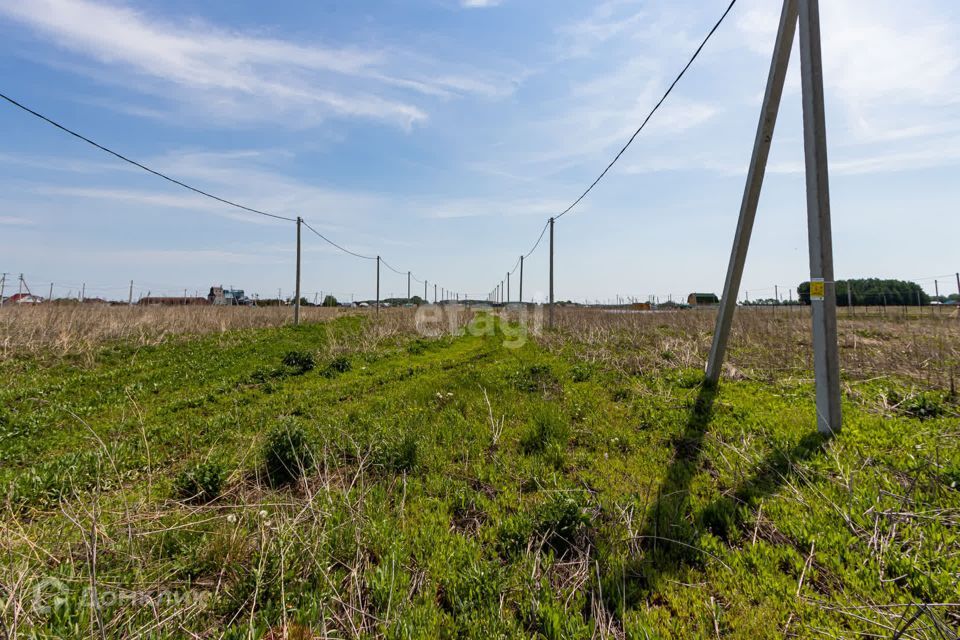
[797,278,930,306]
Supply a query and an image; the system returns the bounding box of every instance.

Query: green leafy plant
[535,492,590,554]
[511,363,558,393]
[520,405,569,455]
[381,431,419,472]
[570,362,593,382]
[900,392,945,420]
[322,355,352,377]
[174,460,227,503]
[262,419,314,485]
[282,350,316,374]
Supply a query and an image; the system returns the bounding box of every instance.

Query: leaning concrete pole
[798,0,841,434]
[706,0,797,385]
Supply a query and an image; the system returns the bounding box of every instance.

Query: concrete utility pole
[519,255,524,303]
[49,282,54,303]
[706,0,796,384]
[376,256,381,316]
[798,0,842,433]
[0,273,6,307]
[80,283,85,303]
[17,274,23,298]
[705,0,840,435]
[128,280,134,306]
[434,283,437,303]
[294,216,302,326]
[407,271,411,300]
[956,272,959,299]
[506,272,510,304]
[548,217,555,329]
[424,280,427,302]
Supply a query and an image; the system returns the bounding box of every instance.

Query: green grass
[1,314,958,638]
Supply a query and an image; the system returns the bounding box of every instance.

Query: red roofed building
[3,293,44,304]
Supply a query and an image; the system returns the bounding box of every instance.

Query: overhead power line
[0,91,428,277]
[490,0,738,293]
[553,0,737,221]
[301,220,376,261]
[379,257,407,276]
[524,220,550,259]
[4,0,736,296]
[0,92,296,223]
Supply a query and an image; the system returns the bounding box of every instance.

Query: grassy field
[1,306,958,638]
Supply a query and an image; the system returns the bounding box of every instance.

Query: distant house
[208,287,250,306]
[3,293,44,304]
[687,292,719,306]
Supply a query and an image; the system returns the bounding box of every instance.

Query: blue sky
[1,0,959,303]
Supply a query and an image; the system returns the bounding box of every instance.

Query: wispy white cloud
[623,136,960,177]
[0,215,35,226]
[460,0,502,8]
[0,0,521,128]
[421,196,570,219]
[735,0,960,143]
[556,0,646,59]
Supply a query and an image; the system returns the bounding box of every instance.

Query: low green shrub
[262,419,314,485]
[570,363,593,382]
[511,363,558,393]
[282,350,316,374]
[382,431,419,472]
[174,460,227,503]
[322,355,352,377]
[535,492,590,553]
[899,392,945,419]
[520,406,569,455]
[698,498,739,541]
[497,492,590,557]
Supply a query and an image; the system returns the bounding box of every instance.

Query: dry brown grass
[0,303,483,362]
[541,305,960,387]
[0,304,347,360]
[3,302,958,388]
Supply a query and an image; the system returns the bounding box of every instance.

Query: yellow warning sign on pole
[809,278,825,300]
